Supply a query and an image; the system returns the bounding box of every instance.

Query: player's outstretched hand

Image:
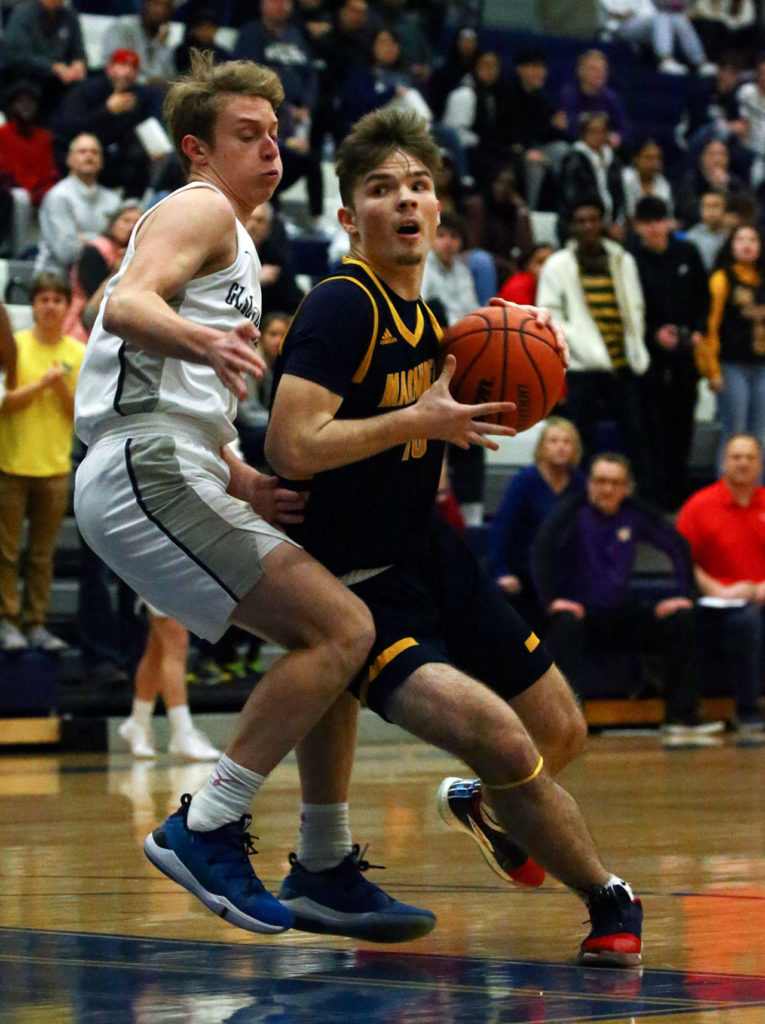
[208,322,266,400]
[415,355,516,450]
[489,296,570,368]
[248,472,305,527]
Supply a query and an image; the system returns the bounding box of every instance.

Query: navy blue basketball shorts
[348,517,553,720]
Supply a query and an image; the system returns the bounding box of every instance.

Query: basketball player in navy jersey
[268,107,643,965]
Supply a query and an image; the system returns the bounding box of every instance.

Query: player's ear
[338,205,358,239]
[181,133,208,166]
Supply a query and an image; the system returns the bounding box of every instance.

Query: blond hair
[533,416,583,466]
[164,49,285,174]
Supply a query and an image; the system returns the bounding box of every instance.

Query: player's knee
[323,596,375,682]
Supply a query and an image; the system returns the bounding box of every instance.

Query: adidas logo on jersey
[380,328,397,345]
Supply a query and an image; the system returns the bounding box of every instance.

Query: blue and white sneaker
[144,793,293,934]
[278,845,436,942]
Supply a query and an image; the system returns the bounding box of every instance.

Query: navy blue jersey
[271,257,445,575]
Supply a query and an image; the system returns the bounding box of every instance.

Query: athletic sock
[297,802,352,872]
[131,698,154,730]
[186,753,265,830]
[167,703,194,739]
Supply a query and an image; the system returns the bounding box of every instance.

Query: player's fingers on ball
[438,353,456,380]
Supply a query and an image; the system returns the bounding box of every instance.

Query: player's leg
[385,663,642,965]
[118,616,161,758]
[509,664,588,775]
[277,694,436,942]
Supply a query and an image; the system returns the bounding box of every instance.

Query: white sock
[168,704,194,738]
[297,803,352,871]
[131,698,154,730]
[572,874,632,903]
[186,753,265,831]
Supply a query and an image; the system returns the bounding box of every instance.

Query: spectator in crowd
[682,52,750,175]
[235,310,290,471]
[101,0,176,88]
[294,0,334,45]
[244,202,305,317]
[630,195,708,510]
[534,452,722,744]
[427,26,479,121]
[559,112,626,239]
[65,202,143,343]
[559,49,628,149]
[0,304,16,405]
[676,433,765,733]
[537,200,650,488]
[2,0,86,116]
[736,54,765,190]
[0,79,59,257]
[375,0,433,87]
[676,136,749,227]
[685,190,730,270]
[56,49,156,201]
[498,243,555,305]
[432,149,482,245]
[489,417,585,627]
[692,0,758,64]
[35,133,120,277]
[696,222,765,463]
[480,164,532,290]
[622,138,674,221]
[173,6,232,75]
[118,604,222,761]
[442,49,515,189]
[0,272,85,654]
[598,0,715,76]
[506,48,570,212]
[421,211,479,325]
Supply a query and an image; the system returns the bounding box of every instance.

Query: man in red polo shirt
[676,434,765,732]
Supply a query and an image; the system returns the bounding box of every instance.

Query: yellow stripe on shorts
[525,632,540,653]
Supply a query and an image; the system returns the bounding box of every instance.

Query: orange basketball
[441,305,565,432]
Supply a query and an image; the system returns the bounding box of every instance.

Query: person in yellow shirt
[0,272,85,652]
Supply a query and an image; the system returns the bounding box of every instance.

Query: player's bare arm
[266,357,515,480]
[102,190,265,397]
[221,445,304,526]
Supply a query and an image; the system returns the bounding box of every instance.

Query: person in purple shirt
[559,49,628,149]
[533,452,724,743]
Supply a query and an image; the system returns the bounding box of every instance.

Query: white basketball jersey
[75,182,262,448]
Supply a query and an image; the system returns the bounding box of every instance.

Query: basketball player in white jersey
[74,53,456,939]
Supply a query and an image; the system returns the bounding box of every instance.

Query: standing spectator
[489,417,585,627]
[498,244,555,305]
[598,0,714,76]
[0,272,84,653]
[559,49,628,149]
[534,452,722,743]
[676,433,765,733]
[622,139,674,221]
[559,112,627,239]
[630,195,708,509]
[427,26,478,121]
[480,165,532,289]
[0,80,59,257]
[1,0,86,117]
[101,0,176,87]
[696,222,765,463]
[56,49,156,201]
[0,303,16,404]
[536,200,650,487]
[35,133,120,277]
[173,6,232,74]
[244,202,305,317]
[685,190,730,270]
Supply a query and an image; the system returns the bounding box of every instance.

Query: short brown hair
[335,107,442,207]
[30,272,71,305]
[164,49,285,174]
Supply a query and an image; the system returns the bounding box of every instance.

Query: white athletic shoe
[168,728,221,762]
[659,57,689,75]
[118,718,156,759]
[0,620,28,652]
[24,625,67,652]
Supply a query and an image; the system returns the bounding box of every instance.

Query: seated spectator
[736,54,765,191]
[598,0,714,76]
[427,26,478,121]
[622,138,674,221]
[375,0,433,88]
[0,272,85,654]
[676,433,765,733]
[536,200,651,489]
[559,48,628,149]
[498,244,555,305]
[692,0,758,64]
[489,417,584,627]
[684,190,730,270]
[65,202,143,343]
[480,165,533,289]
[421,212,479,325]
[676,136,750,227]
[56,49,157,201]
[101,0,176,88]
[173,6,232,74]
[629,195,708,510]
[244,203,305,317]
[35,133,120,277]
[534,451,722,743]
[0,79,59,257]
[432,149,483,246]
[559,112,627,239]
[682,52,751,176]
[506,48,570,212]
[695,222,765,464]
[1,0,86,118]
[235,310,290,471]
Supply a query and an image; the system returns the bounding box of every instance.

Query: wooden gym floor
[2,733,765,1023]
